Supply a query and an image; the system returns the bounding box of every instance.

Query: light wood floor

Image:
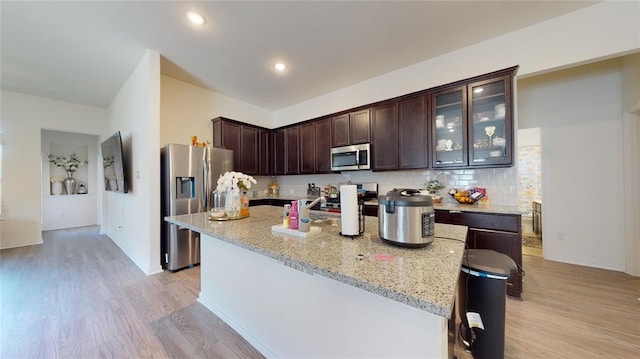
[2,226,639,358]
[0,226,263,359]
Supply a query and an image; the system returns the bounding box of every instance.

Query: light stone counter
[166,205,468,318]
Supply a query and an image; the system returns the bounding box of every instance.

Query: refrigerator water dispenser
[177,177,195,199]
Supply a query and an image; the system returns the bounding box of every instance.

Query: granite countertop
[253,196,523,215]
[165,206,468,318]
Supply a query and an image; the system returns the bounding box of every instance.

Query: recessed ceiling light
[185,11,206,25]
[274,63,287,72]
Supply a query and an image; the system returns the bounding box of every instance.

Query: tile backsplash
[253,167,518,206]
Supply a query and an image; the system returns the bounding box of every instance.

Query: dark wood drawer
[435,210,520,233]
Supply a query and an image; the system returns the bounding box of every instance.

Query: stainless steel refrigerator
[161,144,233,271]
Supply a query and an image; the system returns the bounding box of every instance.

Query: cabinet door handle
[449,210,462,214]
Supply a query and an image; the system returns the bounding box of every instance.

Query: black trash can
[458,249,517,359]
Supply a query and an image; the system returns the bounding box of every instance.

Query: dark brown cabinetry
[297,118,333,174]
[258,129,271,175]
[467,75,513,167]
[331,109,370,147]
[212,117,269,176]
[314,118,332,173]
[240,126,259,174]
[215,67,517,176]
[399,95,429,169]
[284,126,300,175]
[273,128,286,175]
[431,68,516,169]
[435,209,523,298]
[371,102,398,171]
[299,122,315,174]
[431,87,468,168]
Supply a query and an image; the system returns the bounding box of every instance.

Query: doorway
[517,127,542,257]
[41,129,100,230]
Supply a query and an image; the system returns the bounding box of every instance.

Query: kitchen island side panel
[199,233,448,359]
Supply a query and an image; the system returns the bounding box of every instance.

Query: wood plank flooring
[2,226,638,358]
[0,226,263,359]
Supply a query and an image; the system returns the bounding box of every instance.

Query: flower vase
[225,192,241,218]
[64,171,77,195]
[51,182,63,195]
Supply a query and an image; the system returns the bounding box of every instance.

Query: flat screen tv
[101,131,128,193]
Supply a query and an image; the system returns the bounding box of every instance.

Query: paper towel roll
[340,185,359,235]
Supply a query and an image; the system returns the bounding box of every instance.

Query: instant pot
[378,188,435,247]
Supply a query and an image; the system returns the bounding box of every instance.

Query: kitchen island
[166,205,468,358]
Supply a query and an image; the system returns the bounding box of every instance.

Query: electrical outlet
[289,189,294,194]
[556,232,566,241]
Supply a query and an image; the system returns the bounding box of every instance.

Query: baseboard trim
[545,255,625,272]
[0,238,44,250]
[198,294,278,359]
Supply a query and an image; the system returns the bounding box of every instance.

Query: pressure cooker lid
[378,188,433,207]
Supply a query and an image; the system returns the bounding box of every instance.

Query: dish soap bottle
[282,204,291,228]
[289,200,299,230]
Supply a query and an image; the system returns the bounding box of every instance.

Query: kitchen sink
[309,211,340,225]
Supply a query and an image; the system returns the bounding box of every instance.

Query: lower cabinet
[435,209,523,298]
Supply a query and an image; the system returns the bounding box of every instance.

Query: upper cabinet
[371,102,399,171]
[213,67,517,176]
[468,75,513,167]
[284,126,300,175]
[398,95,429,169]
[314,118,333,173]
[272,128,286,175]
[211,117,269,176]
[300,117,333,174]
[432,67,516,169]
[258,128,271,176]
[431,86,468,168]
[331,109,370,147]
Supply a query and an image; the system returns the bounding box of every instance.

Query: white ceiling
[1,1,598,110]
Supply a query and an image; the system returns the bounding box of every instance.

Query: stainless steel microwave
[331,143,371,171]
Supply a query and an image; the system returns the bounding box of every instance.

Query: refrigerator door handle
[201,151,208,210]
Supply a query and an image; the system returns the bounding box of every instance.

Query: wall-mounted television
[101,131,128,193]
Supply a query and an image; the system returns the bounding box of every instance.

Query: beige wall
[160,75,272,147]
[274,1,640,127]
[517,59,626,271]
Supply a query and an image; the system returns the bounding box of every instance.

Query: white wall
[41,130,99,230]
[273,1,639,127]
[105,50,162,275]
[160,75,272,147]
[620,53,640,276]
[0,90,107,249]
[518,59,626,271]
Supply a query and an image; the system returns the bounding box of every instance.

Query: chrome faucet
[304,195,326,209]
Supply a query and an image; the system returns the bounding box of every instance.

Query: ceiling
[1,1,598,110]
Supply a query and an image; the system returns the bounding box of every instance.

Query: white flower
[485,126,496,137]
[48,152,88,172]
[216,171,257,196]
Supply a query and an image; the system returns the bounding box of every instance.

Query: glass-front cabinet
[431,69,515,169]
[468,75,512,166]
[432,86,467,167]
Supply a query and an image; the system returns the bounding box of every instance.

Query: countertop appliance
[378,188,434,247]
[331,143,371,171]
[161,144,233,271]
[323,182,378,212]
